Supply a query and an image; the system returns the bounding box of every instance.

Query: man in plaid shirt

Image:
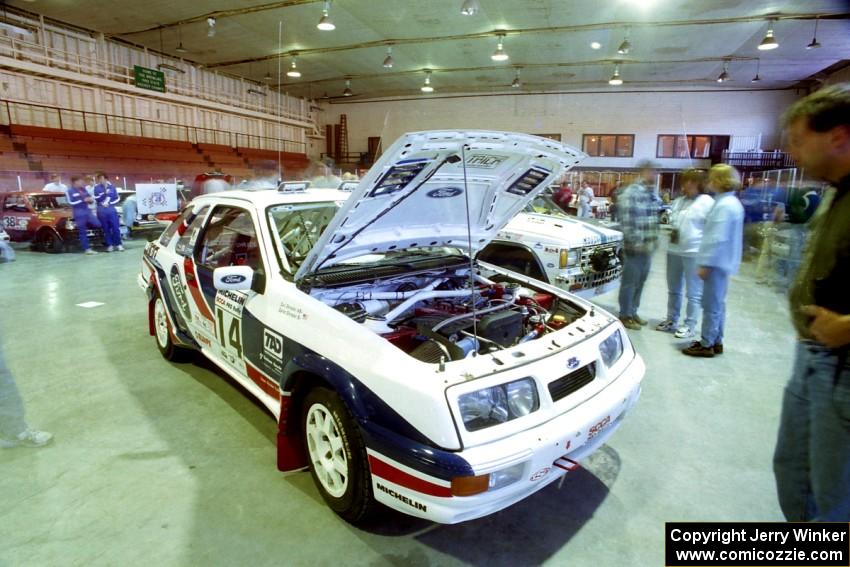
[617,161,661,330]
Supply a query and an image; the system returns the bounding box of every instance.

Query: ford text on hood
[139,130,644,525]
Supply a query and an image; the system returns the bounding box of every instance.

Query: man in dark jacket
[93,172,124,252]
[773,83,850,521]
[66,176,101,255]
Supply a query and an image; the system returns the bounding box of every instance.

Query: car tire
[153,293,191,362]
[302,387,377,524]
[38,230,63,253]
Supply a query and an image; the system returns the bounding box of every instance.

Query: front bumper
[570,278,619,299]
[368,352,644,524]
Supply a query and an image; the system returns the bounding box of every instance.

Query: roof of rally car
[188,188,354,208]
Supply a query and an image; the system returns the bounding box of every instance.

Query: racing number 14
[216,309,243,359]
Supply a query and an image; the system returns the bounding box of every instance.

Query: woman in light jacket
[656,169,714,338]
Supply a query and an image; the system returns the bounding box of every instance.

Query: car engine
[310,268,585,363]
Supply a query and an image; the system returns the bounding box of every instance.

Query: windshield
[525,193,568,218]
[267,201,466,278]
[29,195,68,211]
[268,202,342,275]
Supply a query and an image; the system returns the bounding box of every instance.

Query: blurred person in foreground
[773,83,850,521]
[617,161,660,330]
[682,164,744,357]
[655,169,714,339]
[0,326,52,448]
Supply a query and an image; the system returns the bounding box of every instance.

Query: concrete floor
[0,237,793,567]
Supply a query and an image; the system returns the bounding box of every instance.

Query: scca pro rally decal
[215,290,246,316]
[169,265,192,322]
[426,187,463,199]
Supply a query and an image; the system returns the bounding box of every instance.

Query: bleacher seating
[0,125,310,190]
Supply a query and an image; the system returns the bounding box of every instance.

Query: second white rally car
[139,130,644,524]
[481,190,623,299]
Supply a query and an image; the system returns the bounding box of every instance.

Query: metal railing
[0,100,306,154]
[0,34,314,124]
[722,150,796,170]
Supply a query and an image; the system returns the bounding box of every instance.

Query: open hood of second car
[295,130,585,280]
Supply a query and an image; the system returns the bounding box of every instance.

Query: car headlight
[600,329,624,367]
[66,219,76,230]
[558,248,581,269]
[458,377,539,432]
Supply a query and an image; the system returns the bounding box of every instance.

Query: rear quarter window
[159,207,193,247]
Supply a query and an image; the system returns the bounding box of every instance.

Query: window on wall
[582,134,634,157]
[657,135,714,158]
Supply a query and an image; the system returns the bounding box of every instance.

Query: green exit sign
[134,65,165,93]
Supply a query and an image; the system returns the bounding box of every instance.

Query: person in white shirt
[42,173,68,193]
[656,169,715,338]
[577,183,595,218]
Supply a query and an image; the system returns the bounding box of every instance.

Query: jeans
[0,240,14,262]
[97,207,121,247]
[755,224,777,283]
[666,253,703,329]
[773,342,850,521]
[618,251,652,318]
[73,211,101,251]
[122,198,137,238]
[0,336,27,439]
[699,267,729,347]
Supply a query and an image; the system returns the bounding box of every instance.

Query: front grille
[548,362,596,402]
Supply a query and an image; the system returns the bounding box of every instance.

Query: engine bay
[309,266,586,363]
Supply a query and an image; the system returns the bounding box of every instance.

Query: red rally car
[0,191,104,252]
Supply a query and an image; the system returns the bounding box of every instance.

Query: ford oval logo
[426,187,463,199]
[222,274,246,284]
[567,357,580,369]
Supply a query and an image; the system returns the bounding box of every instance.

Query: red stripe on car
[183,256,214,321]
[368,455,452,498]
[246,362,281,399]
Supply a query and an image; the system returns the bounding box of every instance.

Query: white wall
[320,89,800,169]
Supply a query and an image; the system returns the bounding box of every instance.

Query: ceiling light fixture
[342,78,353,97]
[382,46,394,68]
[608,64,623,85]
[617,29,631,54]
[751,58,761,83]
[264,70,273,81]
[590,41,602,50]
[717,59,731,83]
[511,68,521,88]
[317,1,335,31]
[460,0,480,16]
[806,17,821,49]
[206,17,216,38]
[491,33,509,62]
[287,56,301,78]
[421,70,434,93]
[175,25,187,53]
[758,20,778,50]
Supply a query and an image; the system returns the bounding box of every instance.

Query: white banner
[135,183,178,215]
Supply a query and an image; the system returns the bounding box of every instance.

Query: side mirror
[213,266,254,291]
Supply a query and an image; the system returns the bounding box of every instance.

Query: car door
[2,194,33,240]
[189,204,280,403]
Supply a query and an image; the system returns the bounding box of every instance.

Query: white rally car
[481,192,623,298]
[139,131,644,524]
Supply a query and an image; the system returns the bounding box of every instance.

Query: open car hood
[295,130,585,280]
